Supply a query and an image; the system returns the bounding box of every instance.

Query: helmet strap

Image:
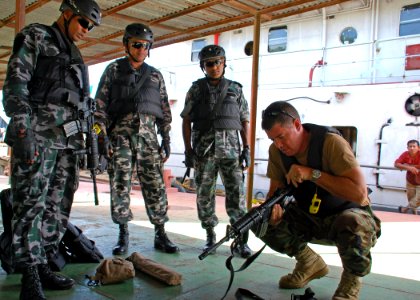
[201,65,226,81]
[63,13,77,42]
[126,46,140,63]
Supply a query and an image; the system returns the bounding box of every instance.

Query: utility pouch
[86,257,135,285]
[62,120,88,137]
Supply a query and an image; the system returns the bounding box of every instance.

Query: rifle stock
[198,186,293,260]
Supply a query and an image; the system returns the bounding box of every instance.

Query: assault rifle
[62,91,99,206]
[199,186,293,260]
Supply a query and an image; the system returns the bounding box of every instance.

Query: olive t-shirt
[267,133,358,183]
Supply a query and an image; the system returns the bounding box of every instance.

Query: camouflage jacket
[94,58,172,138]
[2,22,86,150]
[181,78,250,159]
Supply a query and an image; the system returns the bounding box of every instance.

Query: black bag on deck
[0,188,103,273]
[0,188,14,274]
[58,222,104,264]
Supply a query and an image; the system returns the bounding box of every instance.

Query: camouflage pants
[108,133,169,225]
[257,202,381,277]
[195,156,247,229]
[10,147,79,269]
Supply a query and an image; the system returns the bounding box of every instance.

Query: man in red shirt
[394,139,420,215]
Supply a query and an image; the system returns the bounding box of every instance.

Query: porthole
[340,27,357,44]
[244,41,253,56]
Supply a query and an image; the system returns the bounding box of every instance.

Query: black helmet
[123,23,154,45]
[198,45,226,61]
[60,0,102,26]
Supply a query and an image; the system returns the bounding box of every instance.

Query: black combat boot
[233,230,252,258]
[38,263,75,290]
[203,228,216,254]
[112,224,129,255]
[154,225,179,253]
[20,265,46,300]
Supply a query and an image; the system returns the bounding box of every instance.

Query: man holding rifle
[257,101,381,299]
[94,23,179,255]
[2,1,101,299]
[181,45,252,258]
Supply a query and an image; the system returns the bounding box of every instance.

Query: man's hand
[286,164,311,187]
[160,137,171,163]
[240,145,250,170]
[13,128,38,164]
[97,134,110,158]
[183,149,195,168]
[268,203,284,226]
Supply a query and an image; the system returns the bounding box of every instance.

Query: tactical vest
[28,23,88,105]
[281,123,360,218]
[190,78,242,131]
[107,58,163,119]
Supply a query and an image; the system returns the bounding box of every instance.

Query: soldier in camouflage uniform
[181,45,252,258]
[94,23,179,255]
[258,101,382,299]
[2,1,101,299]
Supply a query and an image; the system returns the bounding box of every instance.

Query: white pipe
[371,0,379,84]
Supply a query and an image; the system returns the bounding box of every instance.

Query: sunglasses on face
[204,59,224,68]
[262,109,296,120]
[130,41,151,50]
[77,17,94,31]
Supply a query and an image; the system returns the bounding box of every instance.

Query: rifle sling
[108,64,151,133]
[182,79,230,183]
[128,63,151,102]
[220,241,267,300]
[194,78,230,150]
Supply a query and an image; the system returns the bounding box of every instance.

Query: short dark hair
[261,101,299,130]
[407,139,419,147]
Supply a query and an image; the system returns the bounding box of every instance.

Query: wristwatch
[311,169,321,182]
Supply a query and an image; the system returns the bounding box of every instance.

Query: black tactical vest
[281,123,360,218]
[190,78,242,131]
[107,58,163,119]
[28,23,88,105]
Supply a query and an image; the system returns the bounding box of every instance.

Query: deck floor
[1,174,420,300]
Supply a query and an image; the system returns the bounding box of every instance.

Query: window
[340,27,358,44]
[400,3,420,36]
[334,126,358,155]
[191,39,206,62]
[244,41,253,56]
[268,26,287,53]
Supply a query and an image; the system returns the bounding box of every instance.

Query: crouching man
[255,101,381,299]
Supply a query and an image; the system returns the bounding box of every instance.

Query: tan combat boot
[279,246,329,289]
[332,270,361,300]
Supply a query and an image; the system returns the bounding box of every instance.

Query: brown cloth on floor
[87,257,135,285]
[127,252,182,286]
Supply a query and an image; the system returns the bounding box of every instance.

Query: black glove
[183,149,195,168]
[159,138,171,160]
[97,134,110,158]
[13,128,37,162]
[240,146,250,168]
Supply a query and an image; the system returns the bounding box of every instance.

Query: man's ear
[62,10,73,21]
[293,118,301,130]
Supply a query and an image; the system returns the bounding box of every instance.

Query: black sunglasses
[131,41,151,50]
[204,59,223,68]
[77,17,94,31]
[262,109,296,120]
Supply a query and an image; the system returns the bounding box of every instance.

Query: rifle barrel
[198,234,230,260]
[92,171,99,206]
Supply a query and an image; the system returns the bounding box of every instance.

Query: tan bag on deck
[127,252,182,286]
[87,257,135,285]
